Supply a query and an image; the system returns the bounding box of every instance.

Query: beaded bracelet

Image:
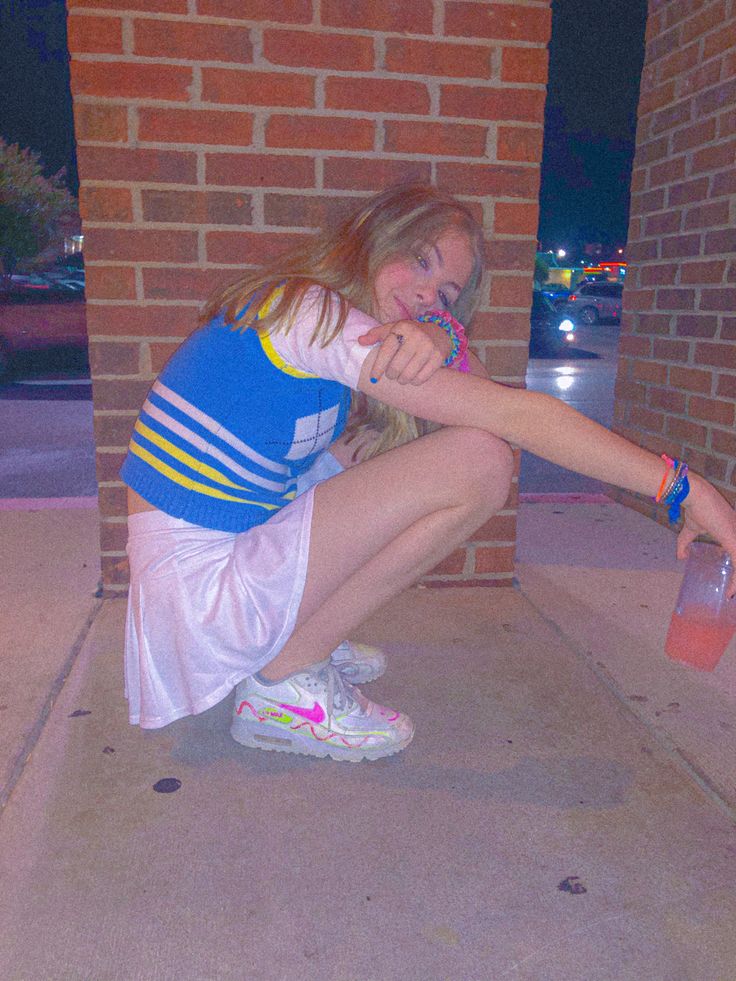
[417,309,469,371]
[655,454,690,522]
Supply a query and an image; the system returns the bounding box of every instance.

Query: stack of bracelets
[654,454,690,523]
[416,309,470,373]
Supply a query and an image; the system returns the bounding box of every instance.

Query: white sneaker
[231,660,413,762]
[330,640,387,683]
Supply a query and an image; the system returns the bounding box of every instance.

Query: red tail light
[569,294,577,301]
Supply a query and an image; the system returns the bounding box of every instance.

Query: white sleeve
[266,286,378,389]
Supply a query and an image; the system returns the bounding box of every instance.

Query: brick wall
[611,0,736,523]
[66,0,551,594]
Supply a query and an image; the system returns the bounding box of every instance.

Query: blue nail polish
[370,377,377,384]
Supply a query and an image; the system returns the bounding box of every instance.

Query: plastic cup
[664,542,736,671]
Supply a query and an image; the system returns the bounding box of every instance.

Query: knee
[446,428,514,511]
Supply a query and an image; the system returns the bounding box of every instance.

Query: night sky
[0,0,648,249]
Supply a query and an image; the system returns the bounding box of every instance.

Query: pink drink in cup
[665,543,736,672]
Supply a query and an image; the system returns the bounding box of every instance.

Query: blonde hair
[201,183,485,457]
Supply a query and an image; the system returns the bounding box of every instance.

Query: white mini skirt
[124,489,316,729]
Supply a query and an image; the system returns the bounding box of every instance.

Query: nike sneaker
[330,640,387,683]
[231,660,413,762]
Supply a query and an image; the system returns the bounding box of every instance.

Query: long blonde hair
[201,183,485,457]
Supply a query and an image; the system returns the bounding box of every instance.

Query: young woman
[122,183,736,762]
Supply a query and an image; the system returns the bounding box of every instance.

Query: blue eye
[417,254,429,270]
[438,290,449,308]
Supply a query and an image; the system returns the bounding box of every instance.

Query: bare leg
[259,426,513,680]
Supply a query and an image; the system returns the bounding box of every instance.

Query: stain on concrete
[153,778,181,793]
[558,876,587,894]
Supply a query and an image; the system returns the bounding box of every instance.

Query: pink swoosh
[279,700,325,724]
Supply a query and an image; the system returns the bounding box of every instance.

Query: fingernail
[370,377,377,384]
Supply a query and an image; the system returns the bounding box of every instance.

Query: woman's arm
[357,349,736,591]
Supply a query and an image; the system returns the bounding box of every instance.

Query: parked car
[529,291,577,358]
[0,271,88,380]
[540,284,571,308]
[563,281,623,326]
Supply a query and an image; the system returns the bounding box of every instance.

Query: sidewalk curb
[0,597,104,813]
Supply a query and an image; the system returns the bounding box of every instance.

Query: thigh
[296,426,511,622]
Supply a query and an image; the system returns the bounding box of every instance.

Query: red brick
[143,267,236,303]
[445,2,551,42]
[86,303,197,338]
[323,157,430,191]
[704,228,736,255]
[98,483,129,515]
[266,114,374,151]
[79,186,133,222]
[629,187,666,216]
[643,211,681,238]
[649,155,686,187]
[76,146,197,184]
[197,0,311,22]
[625,288,656,312]
[471,512,517,542]
[474,311,530,342]
[667,177,709,208]
[89,340,140,376]
[428,548,467,575]
[675,60,722,101]
[635,136,670,165]
[481,343,528,378]
[718,373,736,398]
[501,46,549,84]
[653,338,690,361]
[93,378,154,412]
[384,120,487,157]
[694,342,736,369]
[712,429,736,458]
[322,0,433,33]
[691,139,736,175]
[264,193,359,229]
[618,335,652,357]
[723,318,736,341]
[438,162,539,199]
[494,202,539,236]
[684,200,730,231]
[85,266,137,300]
[669,365,713,393]
[635,313,673,335]
[672,118,717,153]
[665,416,708,445]
[489,274,533,308]
[625,239,659,262]
[675,314,718,338]
[99,522,129,553]
[70,61,192,101]
[67,14,123,53]
[647,23,682,62]
[206,230,310,264]
[657,288,695,310]
[207,152,315,188]
[264,30,373,71]
[648,386,686,413]
[473,545,516,574]
[100,554,130,590]
[632,360,668,384]
[689,395,735,426]
[701,288,736,312]
[680,260,727,285]
[202,68,314,108]
[639,80,676,116]
[682,0,729,43]
[324,77,429,115]
[484,239,536,272]
[69,0,185,10]
[85,228,198,263]
[138,108,253,146]
[386,38,491,79]
[640,263,677,286]
[73,103,128,143]
[696,78,736,118]
[631,406,665,432]
[142,190,253,225]
[661,233,702,259]
[133,18,252,61]
[497,126,543,163]
[718,106,736,139]
[657,41,699,82]
[149,342,184,373]
[441,84,546,122]
[650,99,693,136]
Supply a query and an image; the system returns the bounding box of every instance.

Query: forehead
[432,228,476,286]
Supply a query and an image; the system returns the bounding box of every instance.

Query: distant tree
[0,139,76,282]
[534,253,551,288]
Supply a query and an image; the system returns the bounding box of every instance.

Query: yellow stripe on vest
[135,419,250,492]
[128,441,279,510]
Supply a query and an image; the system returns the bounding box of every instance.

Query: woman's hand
[358,320,452,385]
[679,473,736,598]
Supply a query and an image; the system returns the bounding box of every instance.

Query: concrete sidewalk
[1,500,736,980]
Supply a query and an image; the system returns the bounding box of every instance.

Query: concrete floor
[2,502,736,980]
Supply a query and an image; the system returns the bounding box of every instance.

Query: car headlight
[558,318,575,332]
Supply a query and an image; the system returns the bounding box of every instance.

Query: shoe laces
[312,661,361,716]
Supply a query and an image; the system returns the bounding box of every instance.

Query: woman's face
[371,227,476,323]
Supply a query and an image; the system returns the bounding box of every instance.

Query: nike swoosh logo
[279,701,326,724]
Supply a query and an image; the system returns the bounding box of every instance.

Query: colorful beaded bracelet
[655,454,690,522]
[417,309,469,371]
